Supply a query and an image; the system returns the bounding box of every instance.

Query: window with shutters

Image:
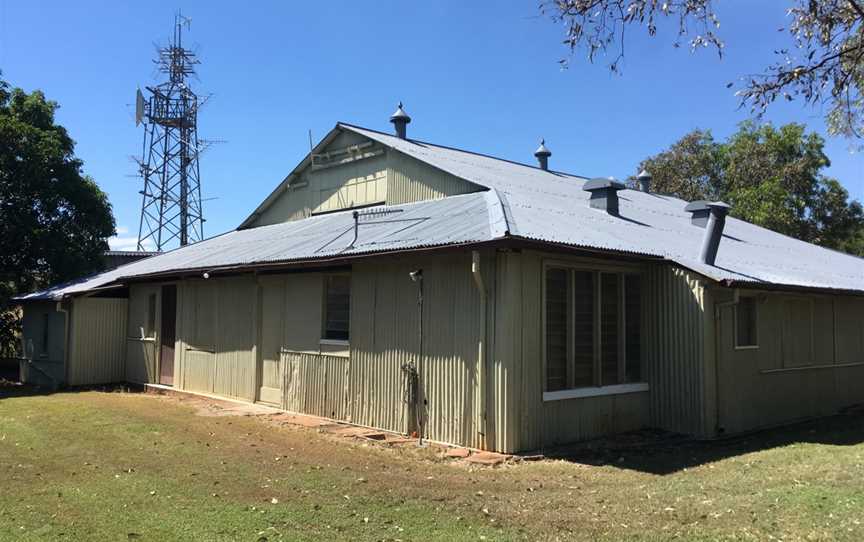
[543,264,646,400]
[323,274,351,342]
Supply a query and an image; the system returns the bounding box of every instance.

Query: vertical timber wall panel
[67,298,128,385]
[716,292,864,434]
[180,280,217,394]
[125,284,159,384]
[213,277,257,401]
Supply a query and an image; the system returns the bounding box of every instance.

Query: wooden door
[159,285,177,386]
[258,280,284,405]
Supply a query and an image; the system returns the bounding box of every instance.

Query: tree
[638,122,864,255]
[0,74,115,356]
[541,1,864,138]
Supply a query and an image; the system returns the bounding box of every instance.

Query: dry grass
[1,388,863,541]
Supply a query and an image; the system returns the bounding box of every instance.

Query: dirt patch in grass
[2,389,864,541]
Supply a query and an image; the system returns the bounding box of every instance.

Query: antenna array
[134,13,208,251]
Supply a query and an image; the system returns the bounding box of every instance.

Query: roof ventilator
[636,169,652,193]
[583,177,626,216]
[685,201,731,266]
[534,139,551,170]
[390,102,411,139]
[683,200,712,227]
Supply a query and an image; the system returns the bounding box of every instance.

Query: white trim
[319,339,349,347]
[543,382,649,401]
[733,296,759,349]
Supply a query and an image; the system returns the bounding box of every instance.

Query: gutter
[471,250,488,449]
[720,278,864,297]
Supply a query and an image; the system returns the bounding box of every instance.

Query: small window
[145,293,157,338]
[323,275,351,341]
[735,297,758,348]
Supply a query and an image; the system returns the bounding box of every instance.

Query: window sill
[543,382,649,402]
[320,339,349,346]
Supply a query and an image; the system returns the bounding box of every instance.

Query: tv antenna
[133,12,211,251]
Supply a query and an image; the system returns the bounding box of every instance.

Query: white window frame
[733,295,760,350]
[322,272,351,343]
[541,260,647,401]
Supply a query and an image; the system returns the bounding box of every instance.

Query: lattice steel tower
[135,14,206,251]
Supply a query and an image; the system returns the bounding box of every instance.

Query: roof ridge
[337,122,589,180]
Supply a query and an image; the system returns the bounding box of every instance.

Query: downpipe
[471,251,487,449]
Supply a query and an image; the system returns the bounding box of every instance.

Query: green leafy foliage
[638,122,864,255]
[0,74,115,355]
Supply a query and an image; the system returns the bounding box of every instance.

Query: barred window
[544,267,643,391]
[323,275,351,341]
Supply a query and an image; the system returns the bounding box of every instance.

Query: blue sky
[2,1,863,250]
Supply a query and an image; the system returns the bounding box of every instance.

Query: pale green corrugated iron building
[17,106,864,453]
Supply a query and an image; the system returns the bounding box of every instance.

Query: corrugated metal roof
[17,122,864,300]
[342,123,864,293]
[15,192,497,301]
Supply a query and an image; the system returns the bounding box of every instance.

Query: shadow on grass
[0,378,137,400]
[5,372,864,477]
[532,409,864,475]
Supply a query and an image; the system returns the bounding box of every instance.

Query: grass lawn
[1,390,863,541]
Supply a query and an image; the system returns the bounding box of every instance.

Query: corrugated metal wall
[347,254,485,448]
[67,298,128,385]
[282,351,349,419]
[490,251,523,452]
[643,265,709,436]
[493,250,653,453]
[386,150,479,205]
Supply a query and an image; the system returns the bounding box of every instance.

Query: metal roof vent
[685,201,731,266]
[534,139,551,171]
[684,200,712,227]
[636,169,652,193]
[390,102,411,139]
[583,177,626,216]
